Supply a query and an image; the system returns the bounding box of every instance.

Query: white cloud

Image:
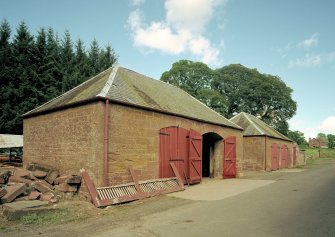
[189,36,221,65]
[298,33,319,50]
[165,0,224,33]
[319,116,335,134]
[288,53,322,68]
[304,127,318,139]
[131,0,145,6]
[288,118,313,139]
[275,42,294,59]
[127,0,225,65]
[288,51,335,68]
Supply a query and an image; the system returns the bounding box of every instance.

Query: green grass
[303,148,335,159]
[302,148,335,168]
[19,209,74,225]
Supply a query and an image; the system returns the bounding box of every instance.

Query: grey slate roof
[230,112,292,141]
[24,66,242,130]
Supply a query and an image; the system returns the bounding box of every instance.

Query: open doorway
[202,132,223,178]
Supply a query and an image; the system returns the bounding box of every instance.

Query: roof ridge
[246,113,291,140]
[243,112,265,135]
[229,112,240,121]
[23,67,113,116]
[120,67,182,90]
[97,65,119,97]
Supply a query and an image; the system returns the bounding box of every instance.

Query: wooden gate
[159,127,202,184]
[281,145,288,168]
[188,129,202,184]
[159,126,188,182]
[223,136,236,178]
[293,146,297,166]
[271,143,279,170]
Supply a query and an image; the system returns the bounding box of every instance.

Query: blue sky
[1,0,335,139]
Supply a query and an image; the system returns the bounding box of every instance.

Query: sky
[1,0,335,139]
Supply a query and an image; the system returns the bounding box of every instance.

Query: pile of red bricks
[0,162,82,205]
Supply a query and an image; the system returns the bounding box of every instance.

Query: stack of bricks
[0,162,82,205]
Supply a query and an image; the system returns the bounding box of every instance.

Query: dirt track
[2,159,335,237]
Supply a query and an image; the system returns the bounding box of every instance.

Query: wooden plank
[80,168,102,208]
[129,167,146,197]
[170,162,185,189]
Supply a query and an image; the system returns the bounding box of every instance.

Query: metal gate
[271,143,279,170]
[223,136,236,178]
[159,126,202,184]
[281,145,288,168]
[188,129,202,184]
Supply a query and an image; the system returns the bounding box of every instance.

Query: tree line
[161,60,297,136]
[0,20,118,134]
[317,133,335,149]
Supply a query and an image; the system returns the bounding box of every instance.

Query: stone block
[45,169,59,184]
[8,176,33,185]
[1,183,26,203]
[54,183,78,192]
[0,188,7,198]
[32,170,47,179]
[28,191,41,200]
[13,168,30,178]
[33,181,54,194]
[54,175,82,184]
[2,200,53,221]
[0,170,11,184]
[40,192,54,202]
[26,162,55,173]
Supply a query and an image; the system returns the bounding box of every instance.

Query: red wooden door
[293,147,297,166]
[188,129,202,184]
[223,136,236,178]
[159,127,188,182]
[271,143,279,170]
[281,145,288,168]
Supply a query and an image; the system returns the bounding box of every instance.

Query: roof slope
[230,112,291,141]
[24,66,241,130]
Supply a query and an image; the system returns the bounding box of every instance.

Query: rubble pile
[0,162,82,205]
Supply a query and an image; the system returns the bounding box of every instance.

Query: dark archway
[202,132,223,177]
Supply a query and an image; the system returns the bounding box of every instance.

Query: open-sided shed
[230,112,295,171]
[23,66,243,187]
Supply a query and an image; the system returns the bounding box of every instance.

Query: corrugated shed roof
[24,66,241,130]
[0,134,23,148]
[230,112,292,141]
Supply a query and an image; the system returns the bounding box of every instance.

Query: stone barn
[230,112,295,171]
[23,66,244,187]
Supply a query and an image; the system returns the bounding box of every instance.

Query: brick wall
[243,137,265,171]
[23,102,105,186]
[24,101,243,187]
[108,103,243,185]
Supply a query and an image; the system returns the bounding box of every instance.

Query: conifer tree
[0,19,13,133]
[60,30,75,92]
[73,39,90,84]
[88,39,100,75]
[10,22,36,133]
[0,20,118,134]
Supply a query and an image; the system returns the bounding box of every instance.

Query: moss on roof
[230,112,291,141]
[24,66,241,130]
[25,68,112,115]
